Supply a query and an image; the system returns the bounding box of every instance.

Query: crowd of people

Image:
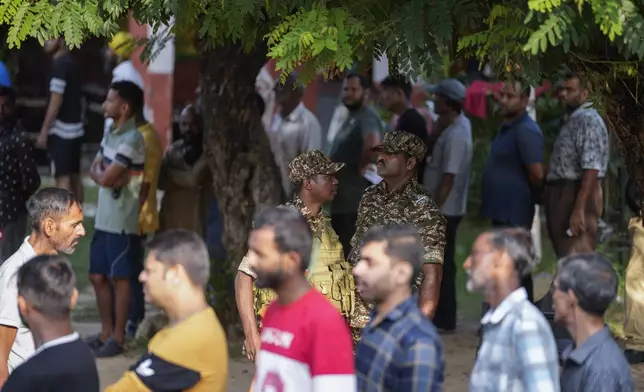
[0,28,639,392]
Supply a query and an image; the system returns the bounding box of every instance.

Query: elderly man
[465,228,559,392]
[554,253,633,391]
[349,131,447,337]
[235,150,357,362]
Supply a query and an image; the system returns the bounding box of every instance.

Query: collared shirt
[356,296,444,392]
[350,178,446,266]
[0,124,41,226]
[561,326,633,392]
[138,122,162,234]
[481,112,544,227]
[547,102,609,181]
[238,196,354,323]
[94,117,146,235]
[268,103,322,196]
[470,288,560,392]
[0,237,36,372]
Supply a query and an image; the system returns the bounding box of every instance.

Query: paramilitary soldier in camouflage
[349,131,447,330]
[235,150,357,361]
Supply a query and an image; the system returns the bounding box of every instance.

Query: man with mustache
[349,131,446,335]
[0,188,86,388]
[235,150,357,363]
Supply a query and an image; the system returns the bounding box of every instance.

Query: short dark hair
[109,81,144,114]
[146,229,211,287]
[562,69,590,90]
[362,224,424,286]
[345,72,370,89]
[487,228,539,278]
[17,255,76,319]
[380,76,412,100]
[253,206,312,272]
[0,86,16,103]
[556,252,617,317]
[28,188,78,233]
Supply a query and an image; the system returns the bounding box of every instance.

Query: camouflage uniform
[348,131,447,334]
[237,150,358,338]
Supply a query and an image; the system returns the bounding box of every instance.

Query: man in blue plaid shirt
[466,228,559,392]
[353,224,444,392]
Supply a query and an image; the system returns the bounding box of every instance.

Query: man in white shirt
[270,73,322,198]
[104,31,149,134]
[0,188,85,388]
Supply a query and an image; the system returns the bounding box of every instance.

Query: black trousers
[331,213,358,260]
[433,215,462,330]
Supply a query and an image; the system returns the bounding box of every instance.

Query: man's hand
[244,328,262,362]
[569,207,586,236]
[113,171,131,188]
[35,132,47,150]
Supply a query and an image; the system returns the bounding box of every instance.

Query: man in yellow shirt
[106,229,228,392]
[128,113,162,337]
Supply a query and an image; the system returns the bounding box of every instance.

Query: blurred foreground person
[247,207,355,391]
[0,188,85,387]
[106,229,228,392]
[555,253,633,391]
[2,255,98,392]
[466,228,559,392]
[354,224,444,391]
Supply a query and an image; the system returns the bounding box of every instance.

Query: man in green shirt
[86,81,146,358]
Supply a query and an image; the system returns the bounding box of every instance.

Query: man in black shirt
[2,254,99,392]
[0,86,40,262]
[380,76,429,183]
[36,37,84,204]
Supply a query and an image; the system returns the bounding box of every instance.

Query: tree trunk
[200,42,281,335]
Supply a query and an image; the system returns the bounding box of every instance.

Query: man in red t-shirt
[246,206,356,392]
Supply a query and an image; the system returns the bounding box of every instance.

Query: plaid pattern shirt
[355,296,444,391]
[470,288,560,392]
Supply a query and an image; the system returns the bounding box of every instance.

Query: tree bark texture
[200,42,281,332]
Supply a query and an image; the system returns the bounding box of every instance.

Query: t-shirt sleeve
[0,274,21,328]
[516,125,544,166]
[310,311,356,391]
[49,59,67,95]
[442,130,469,175]
[578,114,608,172]
[114,132,145,169]
[237,252,257,279]
[105,353,201,392]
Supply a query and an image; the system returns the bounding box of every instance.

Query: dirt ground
[78,320,644,391]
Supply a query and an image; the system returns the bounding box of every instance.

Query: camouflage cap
[288,150,345,184]
[371,131,427,160]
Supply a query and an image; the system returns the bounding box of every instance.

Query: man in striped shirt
[37,37,85,204]
[86,81,146,358]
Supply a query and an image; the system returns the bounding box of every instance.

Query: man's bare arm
[0,325,17,387]
[89,163,128,188]
[434,173,455,208]
[419,264,442,318]
[39,93,63,137]
[234,272,257,338]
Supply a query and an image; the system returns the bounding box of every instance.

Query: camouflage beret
[288,150,345,184]
[371,131,428,161]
